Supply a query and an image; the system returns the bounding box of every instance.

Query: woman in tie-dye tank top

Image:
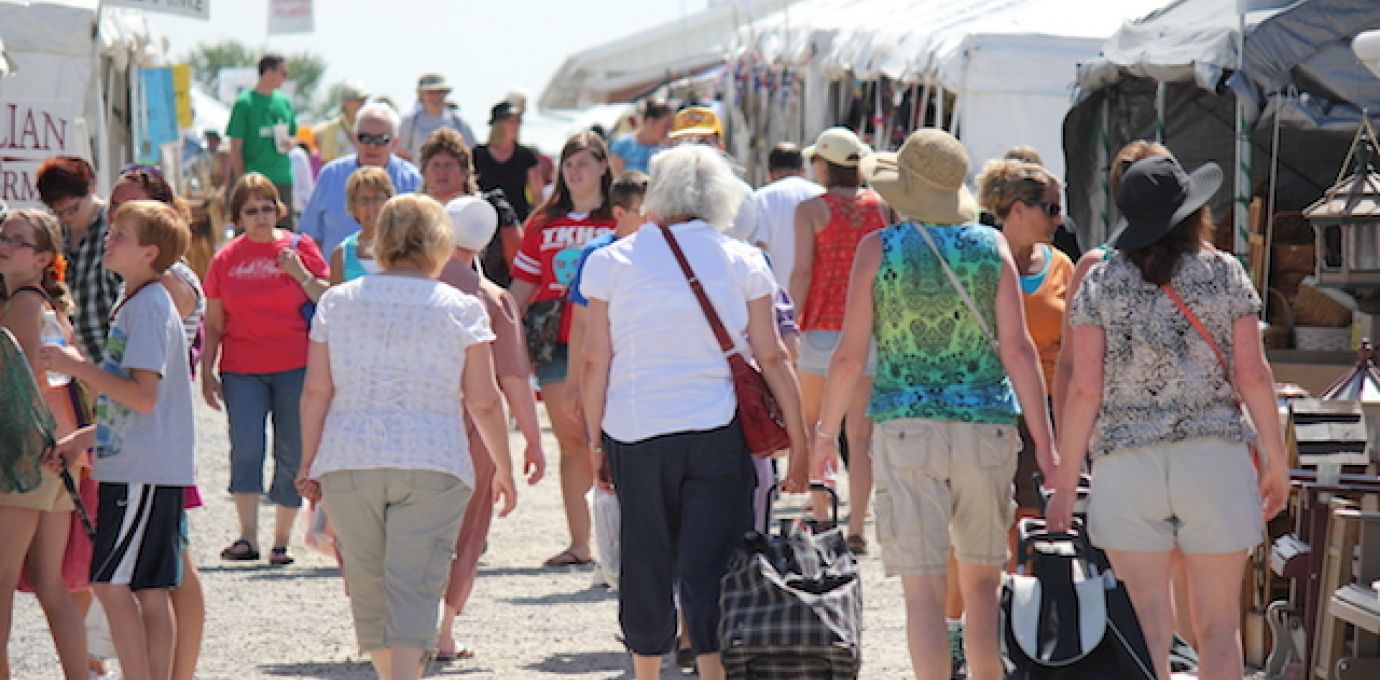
[812,130,1056,680]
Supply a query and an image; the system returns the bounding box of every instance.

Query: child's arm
[40,345,161,415]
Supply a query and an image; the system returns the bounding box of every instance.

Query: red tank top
[800,189,888,331]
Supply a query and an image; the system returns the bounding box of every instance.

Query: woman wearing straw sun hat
[812,128,1056,680]
[1046,155,1288,680]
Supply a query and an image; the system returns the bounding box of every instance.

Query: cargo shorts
[871,418,1020,575]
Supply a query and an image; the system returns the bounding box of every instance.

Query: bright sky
[142,0,712,152]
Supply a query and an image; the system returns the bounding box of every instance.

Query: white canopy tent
[0,0,164,208]
[732,0,1165,181]
[538,1,797,112]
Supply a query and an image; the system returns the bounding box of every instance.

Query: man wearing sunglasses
[298,102,422,257]
[226,54,298,228]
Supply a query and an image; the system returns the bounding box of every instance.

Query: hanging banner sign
[172,64,193,129]
[136,67,178,164]
[268,0,313,35]
[104,0,210,21]
[0,99,82,206]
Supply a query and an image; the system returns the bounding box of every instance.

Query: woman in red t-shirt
[202,174,328,567]
[509,131,616,567]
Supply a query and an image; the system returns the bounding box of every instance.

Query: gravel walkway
[11,399,914,678]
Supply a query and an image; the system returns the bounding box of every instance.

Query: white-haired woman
[579,145,809,680]
[295,194,517,680]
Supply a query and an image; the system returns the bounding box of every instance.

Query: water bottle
[40,309,71,387]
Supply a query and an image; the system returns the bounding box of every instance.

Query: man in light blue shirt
[299,102,422,256]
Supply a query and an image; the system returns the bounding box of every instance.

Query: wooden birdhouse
[1305,117,1380,287]
[1302,115,1380,284]
[1320,341,1380,465]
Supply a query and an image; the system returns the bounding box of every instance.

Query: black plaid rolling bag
[719,483,862,679]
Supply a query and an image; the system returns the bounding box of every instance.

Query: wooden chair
[1312,500,1380,679]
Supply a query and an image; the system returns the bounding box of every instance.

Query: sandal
[543,549,593,567]
[268,546,295,566]
[676,646,697,671]
[846,534,868,555]
[435,643,475,662]
[220,539,260,561]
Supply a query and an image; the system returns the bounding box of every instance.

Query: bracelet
[813,422,837,440]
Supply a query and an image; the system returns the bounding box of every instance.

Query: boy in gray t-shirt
[45,200,194,680]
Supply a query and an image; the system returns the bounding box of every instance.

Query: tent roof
[0,0,98,58]
[538,2,773,111]
[1080,0,1380,97]
[738,0,1163,90]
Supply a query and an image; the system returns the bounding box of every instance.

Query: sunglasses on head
[357,133,394,147]
[120,163,163,179]
[1025,200,1062,218]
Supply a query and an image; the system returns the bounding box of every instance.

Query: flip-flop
[846,534,868,555]
[435,644,475,662]
[220,539,260,561]
[543,549,593,567]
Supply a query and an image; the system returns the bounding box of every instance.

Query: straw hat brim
[861,152,978,225]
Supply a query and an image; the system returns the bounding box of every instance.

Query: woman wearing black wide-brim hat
[1047,156,1289,680]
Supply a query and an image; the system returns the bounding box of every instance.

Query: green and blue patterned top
[869,223,1019,425]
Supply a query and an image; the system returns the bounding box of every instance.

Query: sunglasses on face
[0,233,38,249]
[1025,200,1062,218]
[357,133,394,147]
[242,206,277,217]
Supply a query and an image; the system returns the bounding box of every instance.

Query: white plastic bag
[591,488,621,590]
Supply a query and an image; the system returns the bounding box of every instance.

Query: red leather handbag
[660,225,790,456]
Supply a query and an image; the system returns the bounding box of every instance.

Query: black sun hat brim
[1111,162,1223,251]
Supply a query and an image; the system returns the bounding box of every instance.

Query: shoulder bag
[659,225,790,457]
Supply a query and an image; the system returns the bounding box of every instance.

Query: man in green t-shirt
[226,53,297,227]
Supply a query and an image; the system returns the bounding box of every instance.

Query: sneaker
[948,624,967,679]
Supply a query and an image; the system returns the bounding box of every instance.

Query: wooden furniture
[1312,501,1380,679]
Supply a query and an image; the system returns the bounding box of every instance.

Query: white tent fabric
[539,2,761,111]
[0,1,163,207]
[736,0,1165,179]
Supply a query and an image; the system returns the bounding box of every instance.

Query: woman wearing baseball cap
[1047,155,1287,680]
[788,127,886,554]
[812,129,1055,680]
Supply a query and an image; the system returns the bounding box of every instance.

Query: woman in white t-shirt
[295,194,517,680]
[579,145,809,680]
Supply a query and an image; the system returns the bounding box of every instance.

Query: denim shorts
[796,330,876,377]
[221,367,306,508]
[534,343,569,386]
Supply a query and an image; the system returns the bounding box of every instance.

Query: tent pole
[1155,80,1166,143]
[935,84,945,132]
[918,81,931,128]
[1232,1,1252,258]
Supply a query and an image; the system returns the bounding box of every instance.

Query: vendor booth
[726,0,1165,183]
[0,0,163,208]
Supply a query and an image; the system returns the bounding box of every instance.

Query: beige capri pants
[322,468,472,652]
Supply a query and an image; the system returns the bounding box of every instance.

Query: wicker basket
[1271,244,1316,274]
[1294,325,1352,352]
[1293,284,1353,327]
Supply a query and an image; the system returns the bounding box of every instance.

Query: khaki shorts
[0,467,75,513]
[1088,437,1263,554]
[871,418,1020,575]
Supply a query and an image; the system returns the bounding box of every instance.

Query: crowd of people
[0,50,1289,680]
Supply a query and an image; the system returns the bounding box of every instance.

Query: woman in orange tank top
[788,127,890,551]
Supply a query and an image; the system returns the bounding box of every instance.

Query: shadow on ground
[503,586,616,606]
[523,651,631,675]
